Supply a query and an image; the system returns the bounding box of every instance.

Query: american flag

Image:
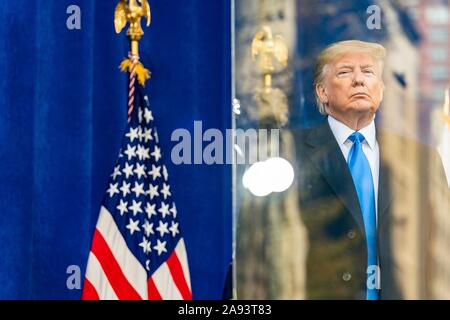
[82,83,192,300]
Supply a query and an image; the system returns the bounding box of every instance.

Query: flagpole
[114,0,152,120]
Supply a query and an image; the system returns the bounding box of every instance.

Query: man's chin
[349,104,378,114]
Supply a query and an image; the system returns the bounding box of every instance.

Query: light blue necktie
[347,132,379,300]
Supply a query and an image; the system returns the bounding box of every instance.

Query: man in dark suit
[293,40,449,299]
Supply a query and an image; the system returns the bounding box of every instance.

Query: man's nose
[351,70,365,86]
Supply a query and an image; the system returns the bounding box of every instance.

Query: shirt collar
[327,115,377,150]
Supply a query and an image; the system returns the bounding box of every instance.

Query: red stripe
[91,229,143,300]
[147,277,163,300]
[166,251,192,300]
[81,278,99,300]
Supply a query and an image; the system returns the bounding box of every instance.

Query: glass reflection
[234,0,450,299]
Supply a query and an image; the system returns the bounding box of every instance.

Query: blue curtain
[0,0,232,299]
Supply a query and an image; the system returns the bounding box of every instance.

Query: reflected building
[401,0,450,299]
[235,0,309,299]
[375,0,423,299]
[429,105,450,299]
[405,0,449,134]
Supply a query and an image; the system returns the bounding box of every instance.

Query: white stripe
[175,238,192,292]
[96,206,148,299]
[85,252,118,300]
[151,262,183,300]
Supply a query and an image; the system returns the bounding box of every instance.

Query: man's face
[316,52,385,119]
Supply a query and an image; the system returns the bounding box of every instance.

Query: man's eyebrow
[361,64,375,69]
[336,64,354,69]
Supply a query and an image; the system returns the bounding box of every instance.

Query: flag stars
[153,239,167,256]
[136,145,150,161]
[161,183,171,200]
[139,237,151,254]
[128,200,143,216]
[141,128,153,143]
[169,221,179,237]
[125,127,139,143]
[158,202,170,219]
[144,108,154,123]
[138,109,143,123]
[122,162,134,179]
[151,146,162,162]
[145,259,151,271]
[124,144,136,160]
[131,182,145,198]
[145,203,157,219]
[142,220,154,237]
[156,220,169,237]
[111,165,122,180]
[146,184,159,200]
[170,203,177,218]
[106,183,119,198]
[148,164,161,181]
[137,126,143,142]
[162,165,169,181]
[133,163,146,179]
[116,199,128,216]
[126,218,140,235]
[120,181,131,197]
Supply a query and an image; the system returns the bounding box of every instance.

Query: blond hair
[313,40,386,115]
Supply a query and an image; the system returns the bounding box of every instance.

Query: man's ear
[315,83,328,105]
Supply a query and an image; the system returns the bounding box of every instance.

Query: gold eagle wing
[251,30,265,60]
[114,0,127,34]
[141,0,151,27]
[274,35,288,66]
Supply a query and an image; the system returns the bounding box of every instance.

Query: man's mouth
[351,93,370,98]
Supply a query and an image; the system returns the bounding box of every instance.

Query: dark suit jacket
[293,120,449,299]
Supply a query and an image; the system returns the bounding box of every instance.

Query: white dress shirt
[327,115,380,220]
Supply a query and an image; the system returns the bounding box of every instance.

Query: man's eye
[338,71,350,75]
[363,69,374,74]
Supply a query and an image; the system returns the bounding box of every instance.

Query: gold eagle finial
[114,0,151,41]
[251,26,289,126]
[251,25,288,75]
[115,0,152,86]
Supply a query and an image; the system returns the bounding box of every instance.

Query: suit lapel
[304,121,366,235]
